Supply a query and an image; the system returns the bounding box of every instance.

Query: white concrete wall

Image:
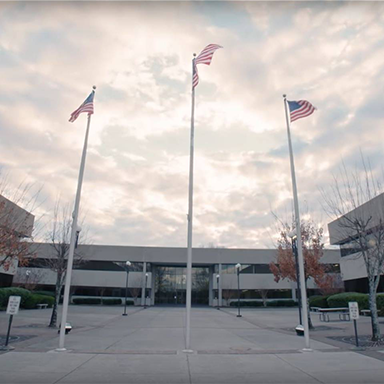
[13,268,151,289]
[28,243,341,265]
[212,274,320,290]
[328,193,384,245]
[340,253,367,281]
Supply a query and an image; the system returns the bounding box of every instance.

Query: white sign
[349,301,359,320]
[6,296,21,315]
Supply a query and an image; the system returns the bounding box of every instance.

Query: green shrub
[266,300,297,307]
[72,298,102,305]
[0,287,32,308]
[24,294,55,309]
[378,308,384,317]
[327,292,369,310]
[125,300,135,306]
[229,300,296,307]
[102,298,122,305]
[376,293,384,310]
[309,295,329,308]
[229,301,263,307]
[34,290,55,298]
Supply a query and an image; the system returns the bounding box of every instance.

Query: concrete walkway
[1,306,384,383]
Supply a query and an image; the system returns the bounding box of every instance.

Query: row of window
[32,285,306,300]
[24,260,340,274]
[214,263,340,274]
[26,259,150,272]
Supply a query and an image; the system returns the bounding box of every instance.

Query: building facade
[328,193,384,293]
[0,194,35,287]
[13,243,341,306]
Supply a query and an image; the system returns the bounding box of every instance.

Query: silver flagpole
[57,87,96,351]
[185,55,196,352]
[283,94,311,350]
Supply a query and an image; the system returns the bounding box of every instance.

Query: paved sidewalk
[1,306,384,383]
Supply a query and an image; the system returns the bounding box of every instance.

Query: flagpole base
[55,348,67,352]
[0,346,14,351]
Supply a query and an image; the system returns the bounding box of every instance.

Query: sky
[1,1,384,249]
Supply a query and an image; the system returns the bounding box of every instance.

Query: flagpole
[185,55,196,352]
[57,87,95,351]
[283,94,311,350]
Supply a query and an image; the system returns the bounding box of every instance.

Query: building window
[340,241,361,258]
[324,263,341,273]
[220,264,272,274]
[254,264,272,274]
[222,264,236,274]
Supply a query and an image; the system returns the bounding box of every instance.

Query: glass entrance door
[155,266,209,305]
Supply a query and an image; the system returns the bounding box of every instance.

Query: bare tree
[44,201,84,328]
[222,289,237,306]
[14,268,45,291]
[0,172,43,271]
[257,289,269,307]
[322,158,384,341]
[129,287,141,305]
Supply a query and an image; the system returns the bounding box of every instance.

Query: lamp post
[122,261,131,316]
[25,270,31,289]
[144,273,149,308]
[216,274,220,310]
[235,263,242,317]
[75,226,82,249]
[288,230,302,327]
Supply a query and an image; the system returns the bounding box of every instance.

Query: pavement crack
[104,307,166,351]
[274,353,324,384]
[53,353,97,384]
[186,354,192,384]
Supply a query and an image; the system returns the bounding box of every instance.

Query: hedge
[229,301,264,307]
[327,292,369,310]
[0,288,54,309]
[72,298,136,305]
[376,293,384,310]
[24,294,54,309]
[0,287,32,308]
[266,300,297,307]
[73,298,102,305]
[309,295,329,308]
[102,298,122,305]
[34,290,55,298]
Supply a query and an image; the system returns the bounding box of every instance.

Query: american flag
[193,44,223,89]
[69,90,95,123]
[287,100,316,123]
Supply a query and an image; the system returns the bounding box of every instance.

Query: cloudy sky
[1,1,384,249]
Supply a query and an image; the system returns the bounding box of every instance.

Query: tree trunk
[49,273,62,328]
[368,280,381,341]
[307,301,314,329]
[304,280,314,329]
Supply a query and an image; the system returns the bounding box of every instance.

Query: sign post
[3,296,21,349]
[349,301,359,347]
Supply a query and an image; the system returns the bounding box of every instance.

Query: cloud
[1,1,384,249]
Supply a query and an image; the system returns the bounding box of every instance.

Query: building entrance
[155,266,209,305]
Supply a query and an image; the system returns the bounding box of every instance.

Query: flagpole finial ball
[283,94,286,98]
[92,85,97,90]
[193,53,196,57]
